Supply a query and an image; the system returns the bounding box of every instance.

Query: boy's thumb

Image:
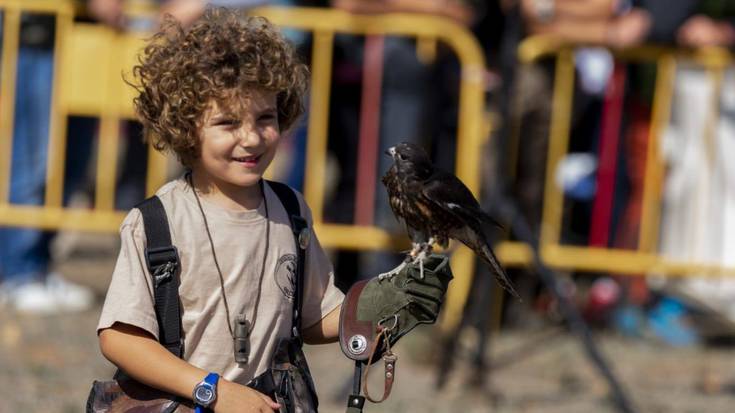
[260,394,281,410]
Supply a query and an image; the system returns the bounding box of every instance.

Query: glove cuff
[339,279,377,362]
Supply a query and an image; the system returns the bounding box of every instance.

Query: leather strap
[361,328,397,404]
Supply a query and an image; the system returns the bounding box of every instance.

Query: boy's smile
[192,88,281,210]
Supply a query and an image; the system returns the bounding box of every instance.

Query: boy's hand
[214,380,281,413]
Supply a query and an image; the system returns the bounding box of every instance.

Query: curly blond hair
[132,7,309,167]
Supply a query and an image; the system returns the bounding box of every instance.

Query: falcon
[381,142,519,298]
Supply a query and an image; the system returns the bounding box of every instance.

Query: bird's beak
[385,147,396,157]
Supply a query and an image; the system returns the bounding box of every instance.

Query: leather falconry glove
[339,254,453,363]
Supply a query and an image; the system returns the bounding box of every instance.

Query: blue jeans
[0,47,93,285]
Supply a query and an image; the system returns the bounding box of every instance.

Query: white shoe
[4,273,95,314]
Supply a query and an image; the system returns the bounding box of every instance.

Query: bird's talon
[412,249,429,279]
[378,261,408,281]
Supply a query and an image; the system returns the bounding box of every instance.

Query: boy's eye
[214,119,240,127]
[258,113,277,123]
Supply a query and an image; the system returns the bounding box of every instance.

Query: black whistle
[234,315,250,364]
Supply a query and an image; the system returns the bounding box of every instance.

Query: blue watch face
[195,386,214,404]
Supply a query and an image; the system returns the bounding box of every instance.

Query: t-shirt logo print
[275,254,297,301]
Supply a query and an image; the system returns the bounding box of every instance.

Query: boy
[97,9,343,411]
[97,7,452,412]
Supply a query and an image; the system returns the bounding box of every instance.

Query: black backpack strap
[136,196,184,358]
[266,180,308,342]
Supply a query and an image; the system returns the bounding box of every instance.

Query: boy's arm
[302,304,342,344]
[99,322,281,412]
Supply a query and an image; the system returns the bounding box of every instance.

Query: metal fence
[512,35,735,279]
[4,1,735,333]
[0,1,488,331]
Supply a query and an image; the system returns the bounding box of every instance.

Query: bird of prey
[381,142,519,299]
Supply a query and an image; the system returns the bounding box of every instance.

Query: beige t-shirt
[97,177,344,383]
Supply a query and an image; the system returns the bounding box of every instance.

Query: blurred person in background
[656,0,735,341]
[511,0,652,241]
[0,12,96,314]
[495,0,653,312]
[676,4,735,47]
[326,0,483,289]
[89,0,305,30]
[88,0,206,28]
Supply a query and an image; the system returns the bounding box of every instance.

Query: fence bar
[540,49,575,247]
[95,116,120,210]
[543,244,735,277]
[639,55,675,253]
[146,145,168,198]
[416,35,437,64]
[2,0,70,13]
[0,7,21,204]
[44,5,74,207]
[441,26,487,334]
[302,30,334,223]
[691,67,724,261]
[0,204,124,232]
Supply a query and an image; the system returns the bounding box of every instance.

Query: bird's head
[385,142,433,178]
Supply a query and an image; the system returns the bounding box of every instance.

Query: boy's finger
[259,393,281,410]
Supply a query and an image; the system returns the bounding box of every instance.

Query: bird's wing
[421,171,503,230]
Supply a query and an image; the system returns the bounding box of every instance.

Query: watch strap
[194,372,220,413]
[204,372,220,386]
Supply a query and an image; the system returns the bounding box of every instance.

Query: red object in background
[354,35,385,226]
[584,277,621,323]
[590,64,626,247]
[590,65,650,306]
[613,100,653,306]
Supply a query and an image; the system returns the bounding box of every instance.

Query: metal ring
[378,314,399,332]
[298,228,310,249]
[348,334,368,355]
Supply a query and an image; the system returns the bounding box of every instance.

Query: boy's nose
[235,124,262,147]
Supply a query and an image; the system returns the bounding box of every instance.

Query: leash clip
[153,261,176,287]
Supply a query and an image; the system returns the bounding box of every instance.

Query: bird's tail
[478,243,521,300]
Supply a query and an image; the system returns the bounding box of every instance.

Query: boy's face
[195,89,280,191]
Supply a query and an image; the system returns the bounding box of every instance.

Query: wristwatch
[192,372,219,412]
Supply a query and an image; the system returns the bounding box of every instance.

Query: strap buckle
[145,246,179,287]
[289,215,309,249]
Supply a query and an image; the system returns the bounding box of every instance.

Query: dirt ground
[3,233,735,413]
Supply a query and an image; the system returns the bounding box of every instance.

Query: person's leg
[0,47,94,312]
[0,47,54,285]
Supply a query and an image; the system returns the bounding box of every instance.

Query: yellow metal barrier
[0,0,164,231]
[513,35,735,278]
[7,3,734,337]
[0,3,489,332]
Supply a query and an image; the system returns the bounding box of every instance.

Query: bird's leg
[378,243,421,280]
[408,242,423,259]
[412,238,435,279]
